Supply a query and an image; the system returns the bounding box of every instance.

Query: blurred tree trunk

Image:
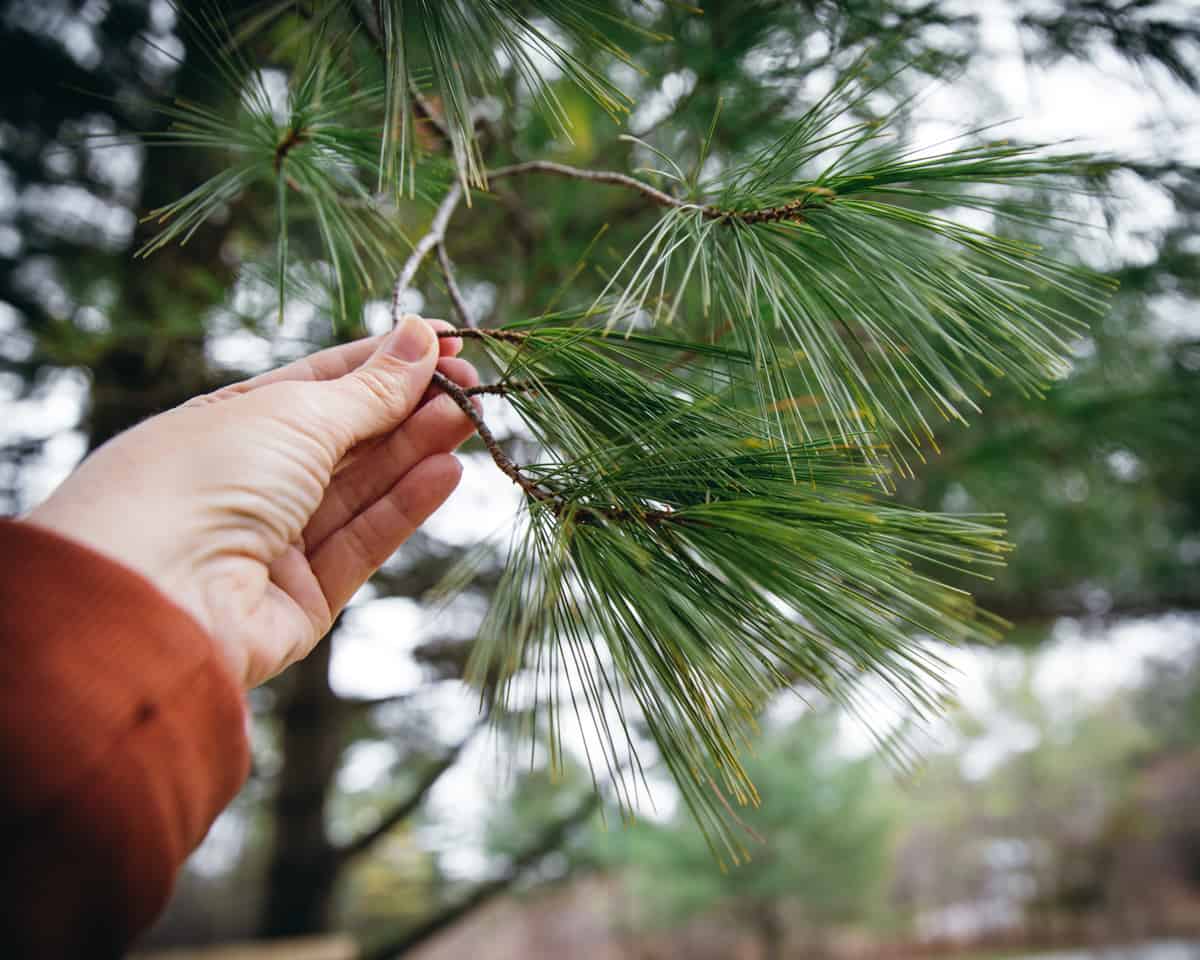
[259,629,346,938]
[753,903,783,960]
[360,790,601,960]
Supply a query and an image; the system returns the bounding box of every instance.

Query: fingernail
[387,314,431,363]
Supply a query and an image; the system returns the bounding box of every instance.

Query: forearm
[0,519,250,957]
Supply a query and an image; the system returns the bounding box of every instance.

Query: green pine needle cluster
[133,7,426,326]
[375,0,642,193]
[599,74,1117,471]
[461,323,1008,859]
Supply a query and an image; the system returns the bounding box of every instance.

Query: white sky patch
[830,613,1200,780]
[629,69,697,134]
[337,740,401,795]
[329,598,427,701]
[0,365,89,508]
[244,68,291,126]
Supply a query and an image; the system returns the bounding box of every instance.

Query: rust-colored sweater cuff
[0,518,251,957]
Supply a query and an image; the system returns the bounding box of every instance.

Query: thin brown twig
[430,371,551,504]
[488,160,692,212]
[272,125,308,173]
[463,381,532,397]
[436,241,475,328]
[392,182,464,325]
[486,160,812,225]
[430,370,676,527]
[435,328,528,344]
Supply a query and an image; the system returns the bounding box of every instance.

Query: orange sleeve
[0,518,251,958]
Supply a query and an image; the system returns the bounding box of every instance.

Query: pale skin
[26,314,478,688]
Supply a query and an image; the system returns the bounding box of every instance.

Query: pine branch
[131,19,407,328]
[588,84,1118,468]
[389,153,827,335]
[423,318,1012,858]
[392,182,463,323]
[488,160,814,224]
[335,725,481,864]
[360,790,601,960]
[437,241,475,328]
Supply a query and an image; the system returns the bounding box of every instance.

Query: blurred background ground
[2,1,1198,958]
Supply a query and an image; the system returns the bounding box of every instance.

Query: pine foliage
[462,322,1009,857]
[133,2,1114,856]
[599,77,1115,469]
[372,0,639,192]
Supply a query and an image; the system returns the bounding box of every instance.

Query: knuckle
[351,366,406,412]
[353,359,428,412]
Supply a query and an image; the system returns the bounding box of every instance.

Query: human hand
[26,315,478,688]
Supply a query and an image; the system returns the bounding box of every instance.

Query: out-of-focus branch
[337,690,418,712]
[334,725,482,865]
[350,2,453,150]
[410,79,451,145]
[360,790,602,960]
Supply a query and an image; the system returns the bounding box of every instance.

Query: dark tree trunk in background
[258,629,348,938]
[754,903,784,960]
[81,3,255,451]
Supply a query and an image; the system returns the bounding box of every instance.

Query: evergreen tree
[608,713,894,960]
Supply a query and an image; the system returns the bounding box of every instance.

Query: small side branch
[489,159,690,211]
[431,371,552,505]
[486,160,811,224]
[464,381,532,397]
[437,241,475,328]
[392,182,464,325]
[431,367,676,527]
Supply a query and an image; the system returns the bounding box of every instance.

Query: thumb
[319,314,439,454]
